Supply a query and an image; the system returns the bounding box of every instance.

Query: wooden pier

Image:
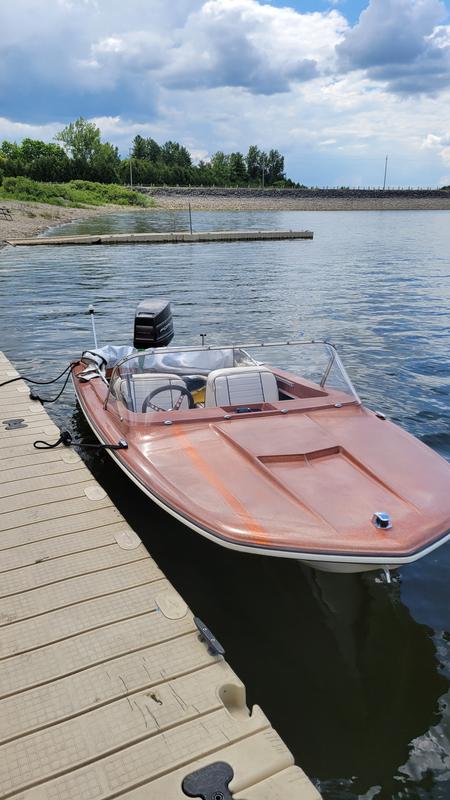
[0,351,320,799]
[5,229,313,247]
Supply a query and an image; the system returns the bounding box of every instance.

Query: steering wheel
[141,384,195,413]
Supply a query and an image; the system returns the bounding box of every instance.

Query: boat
[72,299,450,575]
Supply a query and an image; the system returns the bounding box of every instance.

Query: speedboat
[73,299,450,575]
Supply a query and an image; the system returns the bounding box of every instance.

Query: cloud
[337,0,450,93]
[423,131,450,165]
[83,0,347,96]
[0,0,198,122]
[1,0,450,188]
[159,0,343,93]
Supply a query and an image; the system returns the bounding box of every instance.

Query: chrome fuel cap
[372,512,392,530]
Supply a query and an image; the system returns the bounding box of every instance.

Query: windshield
[105,340,359,421]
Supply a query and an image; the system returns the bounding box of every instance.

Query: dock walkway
[5,229,313,247]
[0,351,320,799]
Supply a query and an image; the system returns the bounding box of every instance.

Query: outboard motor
[133,299,174,349]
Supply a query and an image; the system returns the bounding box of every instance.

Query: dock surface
[0,351,320,799]
[5,229,313,247]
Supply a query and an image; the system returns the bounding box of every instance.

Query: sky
[1,0,450,187]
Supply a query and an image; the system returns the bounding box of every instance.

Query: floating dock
[5,229,313,247]
[0,351,320,799]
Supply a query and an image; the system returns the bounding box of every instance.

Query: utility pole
[383,154,388,190]
[129,148,133,189]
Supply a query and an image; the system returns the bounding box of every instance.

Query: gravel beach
[0,201,113,245]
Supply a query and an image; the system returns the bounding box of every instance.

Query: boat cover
[83,345,238,375]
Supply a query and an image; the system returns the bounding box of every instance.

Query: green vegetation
[0,116,300,189]
[128,135,298,187]
[0,177,152,207]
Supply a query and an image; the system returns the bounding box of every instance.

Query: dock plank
[0,351,320,800]
[0,507,124,551]
[0,537,148,596]
[0,632,213,742]
[0,613,195,698]
[0,580,172,659]
[0,558,159,624]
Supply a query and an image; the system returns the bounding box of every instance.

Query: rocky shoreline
[143,186,450,212]
[1,189,449,245]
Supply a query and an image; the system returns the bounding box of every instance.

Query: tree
[131,135,161,163]
[160,141,192,168]
[146,138,162,163]
[131,135,148,160]
[56,118,101,164]
[0,122,295,187]
[20,139,48,162]
[266,149,284,184]
[229,152,247,184]
[27,143,71,182]
[246,145,262,181]
[210,151,230,184]
[91,142,121,183]
[0,141,21,159]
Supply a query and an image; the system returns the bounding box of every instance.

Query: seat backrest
[118,373,189,412]
[205,366,279,408]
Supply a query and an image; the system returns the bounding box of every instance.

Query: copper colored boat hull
[73,363,450,573]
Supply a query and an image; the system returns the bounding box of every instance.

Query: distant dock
[5,229,313,247]
[0,350,320,799]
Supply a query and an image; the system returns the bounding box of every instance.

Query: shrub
[0,177,153,208]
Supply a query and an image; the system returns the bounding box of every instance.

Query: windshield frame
[104,339,360,411]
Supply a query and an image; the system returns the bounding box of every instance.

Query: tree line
[0,117,300,188]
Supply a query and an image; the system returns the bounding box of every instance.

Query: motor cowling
[133,299,174,349]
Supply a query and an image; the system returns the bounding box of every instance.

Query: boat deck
[0,351,320,799]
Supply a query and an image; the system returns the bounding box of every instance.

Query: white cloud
[0,117,61,141]
[83,0,348,95]
[337,0,450,93]
[0,0,450,186]
[423,131,450,165]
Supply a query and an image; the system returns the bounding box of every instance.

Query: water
[1,209,450,798]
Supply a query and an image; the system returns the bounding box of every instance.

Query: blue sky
[1,0,450,186]
[265,1,372,23]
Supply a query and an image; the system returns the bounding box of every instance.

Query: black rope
[0,362,76,389]
[1,361,79,404]
[33,429,128,451]
[30,368,74,404]
[33,430,73,449]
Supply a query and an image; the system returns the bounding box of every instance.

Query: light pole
[129,147,133,189]
[260,158,266,189]
[383,154,388,190]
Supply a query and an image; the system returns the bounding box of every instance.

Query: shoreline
[151,194,450,212]
[1,194,450,245]
[0,201,120,246]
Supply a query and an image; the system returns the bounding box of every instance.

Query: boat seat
[205,366,279,408]
[118,373,190,412]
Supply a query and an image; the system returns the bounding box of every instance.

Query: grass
[0,177,153,208]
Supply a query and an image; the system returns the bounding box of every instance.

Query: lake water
[1,209,449,799]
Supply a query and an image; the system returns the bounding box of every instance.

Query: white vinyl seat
[205,366,279,408]
[118,373,190,412]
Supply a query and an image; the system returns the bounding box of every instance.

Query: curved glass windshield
[104,340,359,422]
